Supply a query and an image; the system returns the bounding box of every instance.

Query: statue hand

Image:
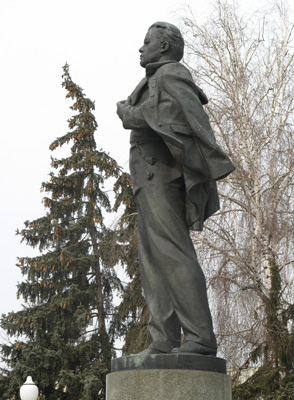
[116,100,128,120]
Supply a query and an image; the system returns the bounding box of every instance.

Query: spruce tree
[0,64,121,400]
[112,172,150,355]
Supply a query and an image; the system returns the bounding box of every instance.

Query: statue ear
[161,41,170,54]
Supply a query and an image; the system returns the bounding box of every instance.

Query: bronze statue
[117,22,235,356]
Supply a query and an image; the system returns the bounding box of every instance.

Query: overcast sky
[0,0,289,343]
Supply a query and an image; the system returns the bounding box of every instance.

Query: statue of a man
[117,22,235,356]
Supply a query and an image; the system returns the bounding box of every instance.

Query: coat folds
[126,61,235,230]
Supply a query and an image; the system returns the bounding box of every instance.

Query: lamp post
[20,376,39,400]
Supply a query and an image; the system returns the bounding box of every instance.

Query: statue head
[139,22,184,68]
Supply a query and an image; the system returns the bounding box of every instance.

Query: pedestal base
[107,369,231,400]
[106,354,232,400]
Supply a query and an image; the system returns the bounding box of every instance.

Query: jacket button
[158,123,162,127]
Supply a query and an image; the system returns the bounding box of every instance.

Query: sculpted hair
[149,21,184,61]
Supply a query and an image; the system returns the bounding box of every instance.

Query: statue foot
[134,347,169,355]
[172,341,217,356]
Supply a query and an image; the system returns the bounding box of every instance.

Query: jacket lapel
[128,77,148,105]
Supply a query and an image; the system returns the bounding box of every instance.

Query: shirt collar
[145,60,178,77]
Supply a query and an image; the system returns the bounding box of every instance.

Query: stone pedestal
[106,353,232,400]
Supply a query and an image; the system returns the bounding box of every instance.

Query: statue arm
[116,100,150,130]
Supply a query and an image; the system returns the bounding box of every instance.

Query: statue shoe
[135,347,169,355]
[172,341,217,356]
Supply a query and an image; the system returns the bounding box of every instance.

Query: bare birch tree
[179,0,294,387]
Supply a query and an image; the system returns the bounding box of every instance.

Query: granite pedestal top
[111,353,226,374]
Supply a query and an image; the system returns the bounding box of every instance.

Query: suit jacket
[121,61,235,231]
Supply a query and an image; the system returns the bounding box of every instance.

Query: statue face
[139,28,164,68]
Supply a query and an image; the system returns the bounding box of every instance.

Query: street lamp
[20,376,39,400]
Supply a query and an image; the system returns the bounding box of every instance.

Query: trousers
[136,177,217,353]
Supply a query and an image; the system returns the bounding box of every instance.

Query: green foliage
[112,172,150,354]
[232,258,294,399]
[233,367,294,400]
[0,64,121,399]
[267,381,294,400]
[233,364,282,399]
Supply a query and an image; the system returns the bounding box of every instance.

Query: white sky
[0,0,289,342]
